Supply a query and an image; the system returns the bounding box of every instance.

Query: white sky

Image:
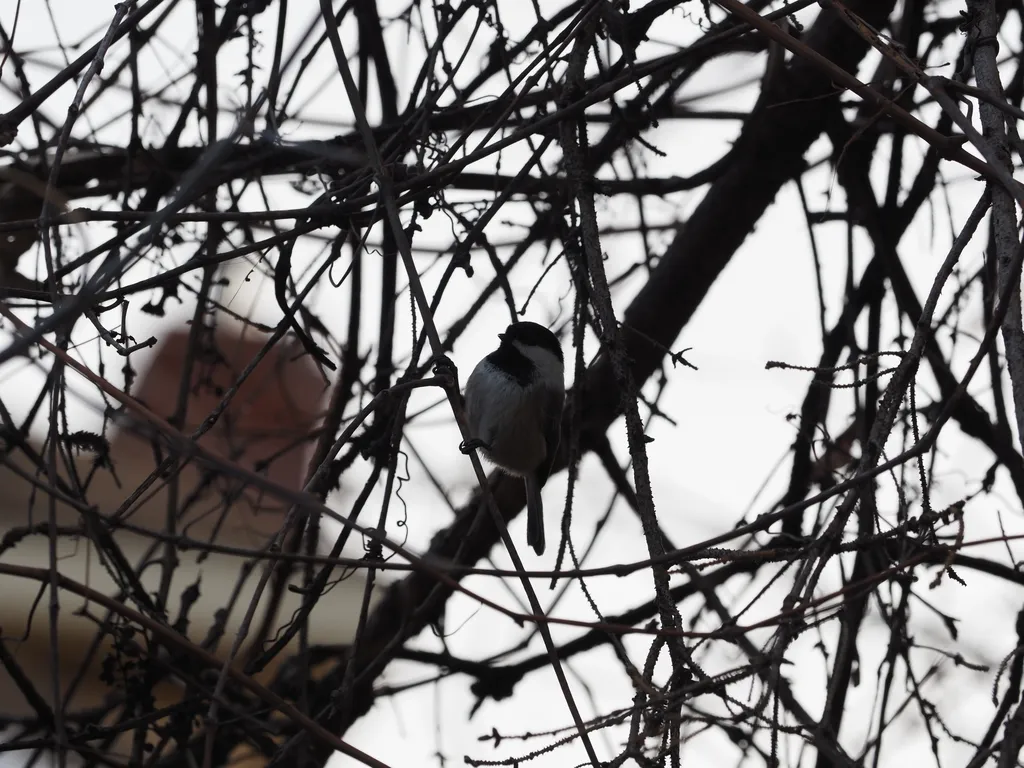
[2,1,1023,766]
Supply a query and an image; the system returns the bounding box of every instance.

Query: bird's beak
[498,333,505,341]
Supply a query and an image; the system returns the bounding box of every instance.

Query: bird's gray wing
[538,386,565,484]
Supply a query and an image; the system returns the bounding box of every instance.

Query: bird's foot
[459,438,491,455]
[431,354,456,376]
[431,354,460,392]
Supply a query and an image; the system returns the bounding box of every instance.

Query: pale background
[0,1,1018,766]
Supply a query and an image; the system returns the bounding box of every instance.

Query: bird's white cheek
[514,343,564,388]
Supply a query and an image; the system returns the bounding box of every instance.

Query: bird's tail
[525,474,545,556]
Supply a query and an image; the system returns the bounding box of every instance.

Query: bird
[462,321,565,555]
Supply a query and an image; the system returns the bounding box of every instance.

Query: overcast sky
[2,1,1021,766]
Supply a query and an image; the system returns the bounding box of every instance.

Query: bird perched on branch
[462,321,564,555]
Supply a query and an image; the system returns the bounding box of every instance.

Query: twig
[966,0,1024,453]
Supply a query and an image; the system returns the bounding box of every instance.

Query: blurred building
[0,317,367,758]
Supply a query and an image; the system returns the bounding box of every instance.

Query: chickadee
[463,321,565,555]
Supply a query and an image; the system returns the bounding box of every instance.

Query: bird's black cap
[499,321,563,362]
